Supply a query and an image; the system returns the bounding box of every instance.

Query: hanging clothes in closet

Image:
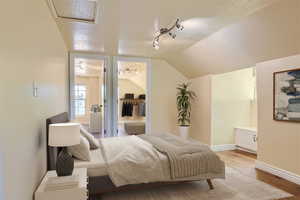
[122,93,134,117]
[137,102,145,116]
[122,102,134,117]
[137,94,146,117]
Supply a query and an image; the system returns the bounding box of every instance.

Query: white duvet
[100,135,167,187]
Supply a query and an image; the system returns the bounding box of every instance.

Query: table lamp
[49,123,80,176]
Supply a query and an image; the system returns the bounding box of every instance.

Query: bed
[46,112,225,199]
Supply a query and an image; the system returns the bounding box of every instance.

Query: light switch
[33,81,38,97]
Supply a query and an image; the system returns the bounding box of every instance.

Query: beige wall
[211,68,256,145]
[190,75,212,145]
[150,59,188,135]
[0,1,68,200]
[256,54,300,176]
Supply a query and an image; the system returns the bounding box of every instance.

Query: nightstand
[35,168,88,200]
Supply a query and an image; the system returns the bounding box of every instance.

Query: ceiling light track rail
[153,18,184,50]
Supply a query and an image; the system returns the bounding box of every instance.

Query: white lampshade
[49,123,81,147]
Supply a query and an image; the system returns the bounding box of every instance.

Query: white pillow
[68,136,91,161]
[80,126,100,150]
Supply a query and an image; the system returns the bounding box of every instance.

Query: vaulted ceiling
[48,0,300,78]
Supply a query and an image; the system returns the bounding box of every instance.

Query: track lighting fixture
[152,18,184,50]
[153,38,160,50]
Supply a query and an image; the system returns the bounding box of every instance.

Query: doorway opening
[113,57,151,137]
[211,67,257,155]
[70,54,108,138]
[70,54,151,138]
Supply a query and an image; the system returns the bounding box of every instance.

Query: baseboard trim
[211,144,236,152]
[255,160,300,185]
[236,146,257,154]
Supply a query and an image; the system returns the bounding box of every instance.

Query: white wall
[211,68,256,145]
[0,1,68,200]
[150,59,188,135]
[190,75,212,145]
[256,54,300,176]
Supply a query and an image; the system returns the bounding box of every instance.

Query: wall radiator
[235,127,257,154]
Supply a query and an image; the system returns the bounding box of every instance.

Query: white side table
[89,112,102,133]
[35,168,88,200]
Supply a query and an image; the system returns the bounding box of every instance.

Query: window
[74,84,87,116]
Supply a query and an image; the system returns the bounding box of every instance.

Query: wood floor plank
[217,150,300,200]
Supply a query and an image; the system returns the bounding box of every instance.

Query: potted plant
[176,83,196,138]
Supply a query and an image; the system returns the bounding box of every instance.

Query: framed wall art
[273,68,300,122]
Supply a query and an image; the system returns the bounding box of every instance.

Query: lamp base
[56,147,74,176]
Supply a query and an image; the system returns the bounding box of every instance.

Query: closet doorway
[112,57,151,137]
[70,53,111,138]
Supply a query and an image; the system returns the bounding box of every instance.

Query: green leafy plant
[176,83,196,126]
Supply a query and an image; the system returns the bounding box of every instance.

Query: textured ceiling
[50,0,281,77]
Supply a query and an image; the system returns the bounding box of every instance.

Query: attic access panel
[49,0,99,23]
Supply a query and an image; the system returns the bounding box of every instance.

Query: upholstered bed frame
[46,112,213,199]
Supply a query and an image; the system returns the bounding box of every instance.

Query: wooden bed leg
[206,179,214,190]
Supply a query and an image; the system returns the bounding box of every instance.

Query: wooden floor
[217,150,300,200]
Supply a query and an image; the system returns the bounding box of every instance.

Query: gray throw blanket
[139,134,225,179]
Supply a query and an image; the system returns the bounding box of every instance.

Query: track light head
[153,37,160,50]
[176,21,184,31]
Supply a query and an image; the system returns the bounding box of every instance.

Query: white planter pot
[179,126,190,139]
